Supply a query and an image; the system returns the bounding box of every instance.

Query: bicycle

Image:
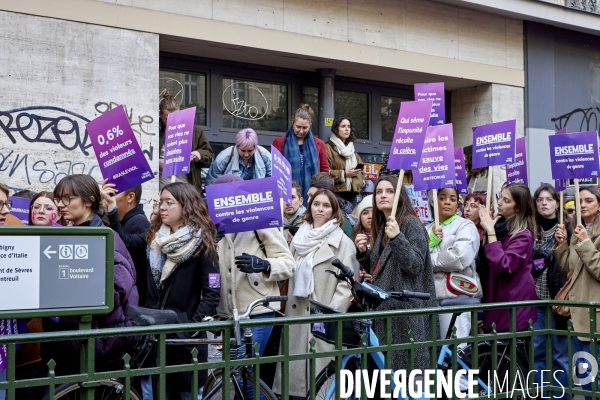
[41,295,286,400]
[307,260,530,400]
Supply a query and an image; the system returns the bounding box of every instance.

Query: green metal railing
[0,300,598,399]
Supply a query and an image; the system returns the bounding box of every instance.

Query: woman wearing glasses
[41,175,139,376]
[564,200,575,217]
[531,184,570,395]
[28,191,63,226]
[0,183,11,226]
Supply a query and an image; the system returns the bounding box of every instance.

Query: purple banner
[162,107,196,178]
[414,82,445,126]
[471,120,517,169]
[86,105,154,192]
[454,148,468,195]
[554,179,567,192]
[549,131,600,180]
[206,177,282,234]
[506,137,528,185]
[412,124,455,191]
[556,127,567,135]
[387,100,433,170]
[271,147,292,205]
[8,197,30,225]
[0,319,18,373]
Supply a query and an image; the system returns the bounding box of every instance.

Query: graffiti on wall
[552,107,600,134]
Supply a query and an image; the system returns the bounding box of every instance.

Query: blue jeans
[0,368,6,400]
[533,307,570,399]
[572,336,600,400]
[236,313,275,399]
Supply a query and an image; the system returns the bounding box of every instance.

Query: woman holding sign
[553,186,600,396]
[273,188,358,397]
[272,104,329,202]
[325,116,365,208]
[355,175,437,373]
[477,183,537,333]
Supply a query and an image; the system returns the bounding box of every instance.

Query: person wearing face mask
[158,93,213,191]
[28,191,63,226]
[41,175,139,377]
[530,184,570,396]
[427,188,482,341]
[477,183,537,333]
[283,181,305,243]
[272,104,330,203]
[554,186,600,398]
[326,116,365,208]
[205,128,271,186]
[273,188,358,398]
[355,175,438,374]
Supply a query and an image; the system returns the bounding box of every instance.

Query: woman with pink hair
[205,128,272,185]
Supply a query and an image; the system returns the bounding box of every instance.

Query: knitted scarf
[148,224,203,289]
[291,220,339,298]
[283,127,319,202]
[284,205,306,228]
[329,135,357,191]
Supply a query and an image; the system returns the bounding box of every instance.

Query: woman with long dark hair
[325,115,365,207]
[145,182,220,399]
[42,175,139,375]
[477,183,537,332]
[355,175,437,372]
[554,186,600,397]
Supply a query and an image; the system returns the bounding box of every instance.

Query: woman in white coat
[273,188,359,398]
[427,187,482,339]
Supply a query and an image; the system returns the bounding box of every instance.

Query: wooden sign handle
[574,178,581,227]
[390,169,405,218]
[432,189,440,228]
[485,167,493,211]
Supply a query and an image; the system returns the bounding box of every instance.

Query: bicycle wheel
[308,359,359,400]
[42,379,141,400]
[203,368,278,400]
[464,346,531,400]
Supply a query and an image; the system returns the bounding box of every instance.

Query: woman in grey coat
[355,175,438,372]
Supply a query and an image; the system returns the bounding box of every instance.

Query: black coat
[145,244,220,392]
[107,205,150,305]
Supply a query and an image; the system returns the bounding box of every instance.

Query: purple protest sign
[554,179,567,192]
[8,196,30,225]
[162,107,196,178]
[506,137,528,185]
[86,105,154,192]
[549,131,600,179]
[0,319,18,373]
[471,120,517,169]
[387,100,433,170]
[412,124,455,191]
[556,127,567,135]
[454,148,468,195]
[206,177,282,234]
[271,147,292,205]
[414,82,445,126]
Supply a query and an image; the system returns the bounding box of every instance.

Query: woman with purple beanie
[205,128,272,185]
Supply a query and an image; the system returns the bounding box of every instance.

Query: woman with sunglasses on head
[554,186,600,398]
[355,175,437,374]
[146,182,220,399]
[41,175,139,377]
[477,183,537,333]
[28,191,63,226]
[530,183,570,396]
[427,188,482,341]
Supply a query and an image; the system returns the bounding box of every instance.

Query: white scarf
[291,220,339,298]
[329,135,357,191]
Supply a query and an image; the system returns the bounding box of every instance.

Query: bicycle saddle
[125,305,179,326]
[439,296,481,307]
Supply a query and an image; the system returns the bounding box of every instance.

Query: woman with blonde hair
[272,104,329,201]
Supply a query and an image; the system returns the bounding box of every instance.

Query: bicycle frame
[436,344,490,396]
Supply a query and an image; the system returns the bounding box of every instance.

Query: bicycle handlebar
[233,295,288,346]
[390,290,431,300]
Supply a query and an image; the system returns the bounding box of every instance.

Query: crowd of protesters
[0,97,599,399]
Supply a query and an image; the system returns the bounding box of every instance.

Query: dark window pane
[159,70,207,126]
[335,90,369,140]
[302,86,319,135]
[222,78,287,132]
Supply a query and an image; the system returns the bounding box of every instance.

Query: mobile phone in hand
[355,163,364,170]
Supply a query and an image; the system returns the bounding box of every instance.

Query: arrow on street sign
[44,245,57,259]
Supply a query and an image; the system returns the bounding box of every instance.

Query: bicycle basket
[309,300,369,347]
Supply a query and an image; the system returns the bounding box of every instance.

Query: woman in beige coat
[326,115,365,208]
[273,189,359,398]
[553,186,600,397]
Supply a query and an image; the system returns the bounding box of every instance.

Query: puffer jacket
[216,228,295,316]
[427,216,482,300]
[205,145,271,185]
[41,215,139,373]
